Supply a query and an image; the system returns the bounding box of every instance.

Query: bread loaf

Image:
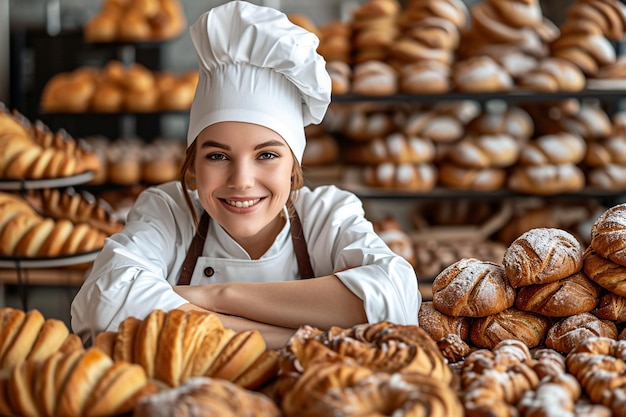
[470,308,552,349]
[514,271,602,317]
[0,308,83,372]
[545,312,617,354]
[94,309,276,390]
[583,246,626,296]
[432,258,516,317]
[0,347,155,417]
[418,301,471,341]
[502,227,584,288]
[590,202,626,267]
[595,292,626,322]
[518,132,587,165]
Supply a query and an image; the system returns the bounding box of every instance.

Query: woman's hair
[179,139,304,226]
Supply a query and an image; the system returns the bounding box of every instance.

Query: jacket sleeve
[70,183,195,344]
[297,186,421,325]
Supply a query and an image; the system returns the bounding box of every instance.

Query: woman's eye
[207,153,228,161]
[259,152,278,160]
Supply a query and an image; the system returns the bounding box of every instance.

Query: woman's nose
[227,160,254,189]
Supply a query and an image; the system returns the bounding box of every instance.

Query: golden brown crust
[432,258,516,317]
[583,247,626,296]
[0,308,26,367]
[134,309,166,378]
[418,301,472,341]
[515,271,602,317]
[470,308,552,349]
[590,203,626,267]
[113,316,142,363]
[1,309,45,369]
[595,292,626,322]
[205,330,266,382]
[545,312,618,354]
[189,326,236,377]
[503,227,584,288]
[154,309,188,387]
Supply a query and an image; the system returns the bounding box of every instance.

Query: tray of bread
[0,171,95,191]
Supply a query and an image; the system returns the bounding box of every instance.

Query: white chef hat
[187,0,332,164]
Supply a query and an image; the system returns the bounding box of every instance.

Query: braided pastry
[0,308,83,371]
[566,336,626,415]
[94,309,277,390]
[133,376,280,417]
[0,347,155,417]
[281,359,463,417]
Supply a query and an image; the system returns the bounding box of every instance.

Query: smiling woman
[70,1,421,350]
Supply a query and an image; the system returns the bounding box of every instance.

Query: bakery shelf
[330,88,626,105]
[0,250,99,269]
[0,171,95,191]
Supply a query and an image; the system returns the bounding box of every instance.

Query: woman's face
[194,121,294,252]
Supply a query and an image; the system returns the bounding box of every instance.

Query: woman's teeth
[226,198,260,208]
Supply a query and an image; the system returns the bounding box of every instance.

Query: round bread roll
[452,55,514,92]
[583,247,626,297]
[503,227,584,288]
[418,301,472,342]
[466,106,534,142]
[590,203,626,267]
[469,307,552,349]
[595,292,626,322]
[584,136,626,167]
[515,271,602,317]
[344,132,435,165]
[398,61,451,94]
[438,163,507,191]
[508,164,586,195]
[448,134,520,168]
[518,132,587,165]
[432,258,516,317]
[545,312,617,354]
[363,162,437,191]
[351,61,398,96]
[587,164,626,191]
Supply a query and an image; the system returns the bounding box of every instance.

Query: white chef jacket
[70,181,421,344]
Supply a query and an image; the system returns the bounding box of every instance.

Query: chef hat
[187,0,332,163]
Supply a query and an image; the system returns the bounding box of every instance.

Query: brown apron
[177,200,314,285]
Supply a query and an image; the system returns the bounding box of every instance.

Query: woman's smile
[224,198,262,208]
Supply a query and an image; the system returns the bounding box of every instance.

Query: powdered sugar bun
[519,132,587,165]
[452,56,513,92]
[486,0,543,28]
[503,227,584,288]
[545,312,618,354]
[351,61,398,96]
[363,162,437,191]
[398,61,451,94]
[508,164,585,195]
[438,163,507,191]
[587,164,626,191]
[345,132,436,165]
[418,301,471,342]
[342,110,395,141]
[449,134,520,168]
[432,258,516,317]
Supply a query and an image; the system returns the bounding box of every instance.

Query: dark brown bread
[470,308,552,349]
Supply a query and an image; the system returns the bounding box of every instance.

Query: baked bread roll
[503,227,584,288]
[432,258,516,317]
[584,136,626,167]
[545,312,617,354]
[438,163,507,191]
[595,292,626,322]
[466,106,534,142]
[344,132,436,165]
[351,61,398,96]
[436,333,472,364]
[0,347,156,417]
[398,61,452,94]
[418,301,471,341]
[0,308,83,372]
[587,164,626,191]
[583,247,626,297]
[590,202,626,267]
[94,309,276,390]
[518,132,587,165]
[469,307,552,349]
[516,57,586,92]
[508,164,586,195]
[363,162,437,191]
[452,56,514,92]
[515,271,602,317]
[447,134,520,168]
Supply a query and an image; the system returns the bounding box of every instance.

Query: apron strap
[177,201,314,285]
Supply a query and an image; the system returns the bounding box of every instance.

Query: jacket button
[204,267,215,277]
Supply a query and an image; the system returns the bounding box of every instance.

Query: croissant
[0,106,102,180]
[94,309,277,390]
[0,204,107,257]
[0,308,84,372]
[31,188,123,236]
[0,347,156,417]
